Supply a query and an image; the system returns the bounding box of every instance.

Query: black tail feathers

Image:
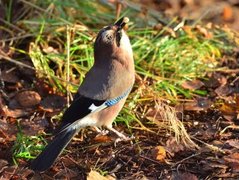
[30,128,76,172]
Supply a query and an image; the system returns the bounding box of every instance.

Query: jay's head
[94,17,133,64]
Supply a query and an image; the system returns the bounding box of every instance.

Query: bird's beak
[114,17,129,31]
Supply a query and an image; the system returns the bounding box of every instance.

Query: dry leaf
[55,168,79,179]
[172,172,198,180]
[195,25,213,39]
[16,90,41,107]
[224,152,239,172]
[219,99,239,119]
[0,69,19,83]
[93,135,112,143]
[226,139,239,149]
[182,98,212,111]
[0,159,8,170]
[166,137,185,156]
[223,5,234,21]
[0,119,17,143]
[183,26,195,39]
[87,170,115,180]
[181,79,204,90]
[203,75,220,88]
[0,165,18,179]
[236,95,239,106]
[39,95,66,112]
[2,108,29,118]
[151,145,166,162]
[215,85,233,97]
[19,118,49,136]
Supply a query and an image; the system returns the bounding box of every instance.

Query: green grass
[12,133,46,163]
[26,22,233,99]
[132,30,221,99]
[12,122,47,163]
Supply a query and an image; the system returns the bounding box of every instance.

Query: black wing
[56,93,105,133]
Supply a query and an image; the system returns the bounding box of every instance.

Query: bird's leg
[107,126,135,146]
[106,126,128,140]
[106,125,134,146]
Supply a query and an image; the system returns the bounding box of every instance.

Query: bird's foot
[114,135,135,146]
[106,126,134,146]
[94,127,109,136]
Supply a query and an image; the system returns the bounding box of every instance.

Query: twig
[191,137,225,154]
[172,152,201,167]
[220,125,239,135]
[66,25,71,107]
[215,68,239,73]
[0,18,25,33]
[0,34,35,43]
[116,1,122,20]
[139,155,164,165]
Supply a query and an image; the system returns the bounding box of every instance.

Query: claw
[114,135,135,147]
[105,125,134,146]
[94,127,109,136]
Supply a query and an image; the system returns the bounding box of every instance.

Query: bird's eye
[106,34,113,41]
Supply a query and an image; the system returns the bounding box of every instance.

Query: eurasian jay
[30,17,135,172]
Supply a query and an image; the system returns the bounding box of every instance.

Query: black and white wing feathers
[56,93,106,133]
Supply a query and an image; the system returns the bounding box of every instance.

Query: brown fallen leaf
[0,119,17,143]
[181,98,212,111]
[0,159,8,171]
[0,68,19,83]
[183,26,196,39]
[2,106,30,118]
[181,79,204,90]
[223,152,239,173]
[225,139,239,149]
[0,165,18,179]
[93,135,112,143]
[0,96,6,116]
[219,97,239,121]
[35,78,56,95]
[215,85,233,97]
[39,95,66,113]
[172,172,198,180]
[236,95,239,106]
[195,25,213,39]
[151,145,166,162]
[223,115,235,121]
[54,168,79,179]
[87,170,115,180]
[145,107,162,122]
[19,118,49,136]
[223,5,234,22]
[203,74,220,88]
[15,90,41,108]
[200,159,228,172]
[165,137,186,156]
[1,165,34,179]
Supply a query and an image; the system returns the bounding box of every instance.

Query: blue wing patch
[105,88,132,107]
